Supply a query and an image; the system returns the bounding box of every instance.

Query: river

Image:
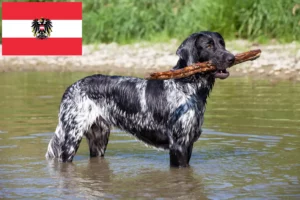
[0,72,299,199]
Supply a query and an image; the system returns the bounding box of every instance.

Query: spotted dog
[46,31,235,167]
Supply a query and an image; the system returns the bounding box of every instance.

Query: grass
[1,0,300,44]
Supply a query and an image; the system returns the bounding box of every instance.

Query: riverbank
[1,40,300,81]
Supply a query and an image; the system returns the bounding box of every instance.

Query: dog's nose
[226,55,235,64]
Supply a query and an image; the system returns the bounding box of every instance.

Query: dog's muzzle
[213,69,230,79]
[213,53,235,79]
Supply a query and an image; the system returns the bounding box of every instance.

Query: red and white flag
[2,2,82,56]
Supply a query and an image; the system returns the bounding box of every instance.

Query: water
[0,72,299,199]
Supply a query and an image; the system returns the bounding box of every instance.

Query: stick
[145,49,261,80]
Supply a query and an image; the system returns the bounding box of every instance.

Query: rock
[0,40,299,82]
[296,50,300,59]
[258,69,264,73]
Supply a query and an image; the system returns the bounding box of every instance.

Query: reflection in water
[47,158,112,199]
[47,158,207,199]
[0,72,299,199]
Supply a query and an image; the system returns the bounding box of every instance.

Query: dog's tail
[45,125,63,159]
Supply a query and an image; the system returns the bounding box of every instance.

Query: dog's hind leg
[85,117,111,157]
[46,94,101,162]
[46,123,84,162]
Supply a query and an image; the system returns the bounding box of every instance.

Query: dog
[46,31,235,167]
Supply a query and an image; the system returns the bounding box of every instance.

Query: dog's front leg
[169,143,189,167]
[187,143,194,164]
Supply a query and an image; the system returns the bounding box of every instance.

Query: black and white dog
[46,31,235,167]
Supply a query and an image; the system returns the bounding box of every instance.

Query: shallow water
[0,72,299,199]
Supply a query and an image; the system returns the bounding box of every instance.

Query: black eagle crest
[31,18,52,39]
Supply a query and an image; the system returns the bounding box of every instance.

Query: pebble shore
[1,40,299,81]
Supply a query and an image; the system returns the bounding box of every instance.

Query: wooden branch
[145,49,261,80]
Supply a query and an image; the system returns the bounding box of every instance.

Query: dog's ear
[175,33,202,69]
[176,43,189,61]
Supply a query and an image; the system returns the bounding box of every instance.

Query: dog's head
[174,31,235,79]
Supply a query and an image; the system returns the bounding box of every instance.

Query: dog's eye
[207,44,212,49]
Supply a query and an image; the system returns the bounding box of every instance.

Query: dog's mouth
[213,69,230,79]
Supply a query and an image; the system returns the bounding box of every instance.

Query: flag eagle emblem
[31,17,52,39]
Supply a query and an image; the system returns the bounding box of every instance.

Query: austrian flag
[2,2,82,55]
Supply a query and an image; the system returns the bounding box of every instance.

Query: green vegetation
[1,0,300,44]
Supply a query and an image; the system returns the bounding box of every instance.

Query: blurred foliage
[1,0,300,44]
